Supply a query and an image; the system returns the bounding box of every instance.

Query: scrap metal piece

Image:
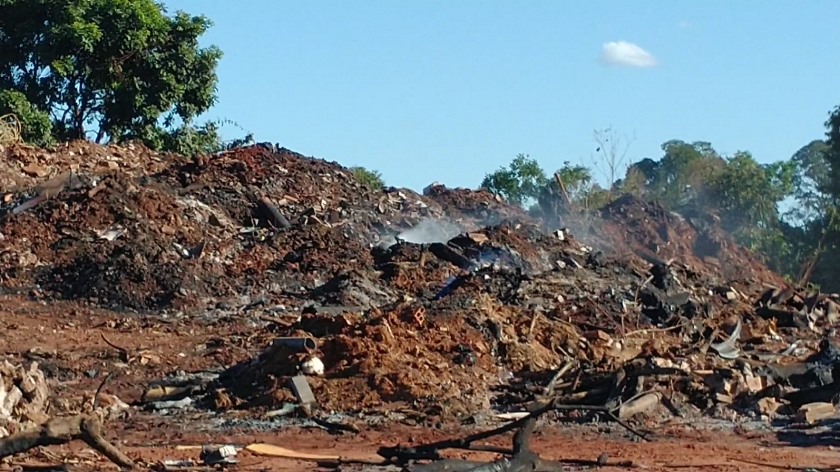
[201,444,238,465]
[710,319,742,359]
[273,336,317,353]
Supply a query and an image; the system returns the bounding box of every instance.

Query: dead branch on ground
[0,411,135,470]
[0,373,135,470]
[378,396,646,471]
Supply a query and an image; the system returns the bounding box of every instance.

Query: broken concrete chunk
[290,375,317,410]
[757,397,781,417]
[797,402,835,424]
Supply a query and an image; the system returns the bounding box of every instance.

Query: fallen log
[0,411,135,470]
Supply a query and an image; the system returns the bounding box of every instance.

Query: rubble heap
[0,142,525,310]
[598,195,785,286]
[2,141,836,424]
[0,361,49,438]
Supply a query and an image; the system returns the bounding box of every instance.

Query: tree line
[480,118,840,292]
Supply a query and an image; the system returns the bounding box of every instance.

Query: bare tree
[592,127,636,192]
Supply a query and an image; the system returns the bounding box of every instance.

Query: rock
[301,357,325,376]
[756,397,781,417]
[21,163,48,177]
[797,402,836,424]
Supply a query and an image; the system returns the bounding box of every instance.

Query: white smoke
[378,218,464,248]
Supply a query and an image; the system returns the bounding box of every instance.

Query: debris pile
[598,194,786,286]
[2,141,838,428]
[0,361,49,437]
[0,142,524,310]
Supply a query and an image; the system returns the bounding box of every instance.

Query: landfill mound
[214,217,812,418]
[598,194,785,286]
[6,140,833,424]
[0,142,527,310]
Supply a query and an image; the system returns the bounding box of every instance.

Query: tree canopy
[0,0,223,153]
[480,137,809,285]
[480,154,548,207]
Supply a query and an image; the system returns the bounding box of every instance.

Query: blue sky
[163,0,840,192]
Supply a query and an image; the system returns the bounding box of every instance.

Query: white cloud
[600,41,658,68]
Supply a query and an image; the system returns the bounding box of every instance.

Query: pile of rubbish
[0,361,49,438]
[1,141,838,427]
[0,142,522,310]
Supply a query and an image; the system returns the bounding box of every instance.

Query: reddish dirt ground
[1,295,838,472]
[27,420,840,471]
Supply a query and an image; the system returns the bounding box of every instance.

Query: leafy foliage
[481,154,548,206]
[480,138,807,283]
[787,140,831,224]
[822,106,840,201]
[0,0,223,154]
[794,106,840,290]
[710,152,795,231]
[0,89,52,146]
[351,166,385,190]
[484,155,612,220]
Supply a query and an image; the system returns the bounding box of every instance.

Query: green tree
[480,154,548,206]
[787,140,831,224]
[707,152,796,272]
[823,105,840,201]
[796,106,840,290]
[621,140,803,279]
[0,89,52,146]
[652,140,726,210]
[615,166,648,198]
[350,166,385,190]
[554,162,592,199]
[0,0,223,153]
[711,151,795,231]
[551,161,614,209]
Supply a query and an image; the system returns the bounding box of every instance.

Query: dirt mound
[0,142,525,310]
[598,194,785,286]
[2,141,810,420]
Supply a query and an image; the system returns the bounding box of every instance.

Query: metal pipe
[273,336,317,352]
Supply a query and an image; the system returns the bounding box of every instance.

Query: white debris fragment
[97,227,125,241]
[301,356,325,376]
